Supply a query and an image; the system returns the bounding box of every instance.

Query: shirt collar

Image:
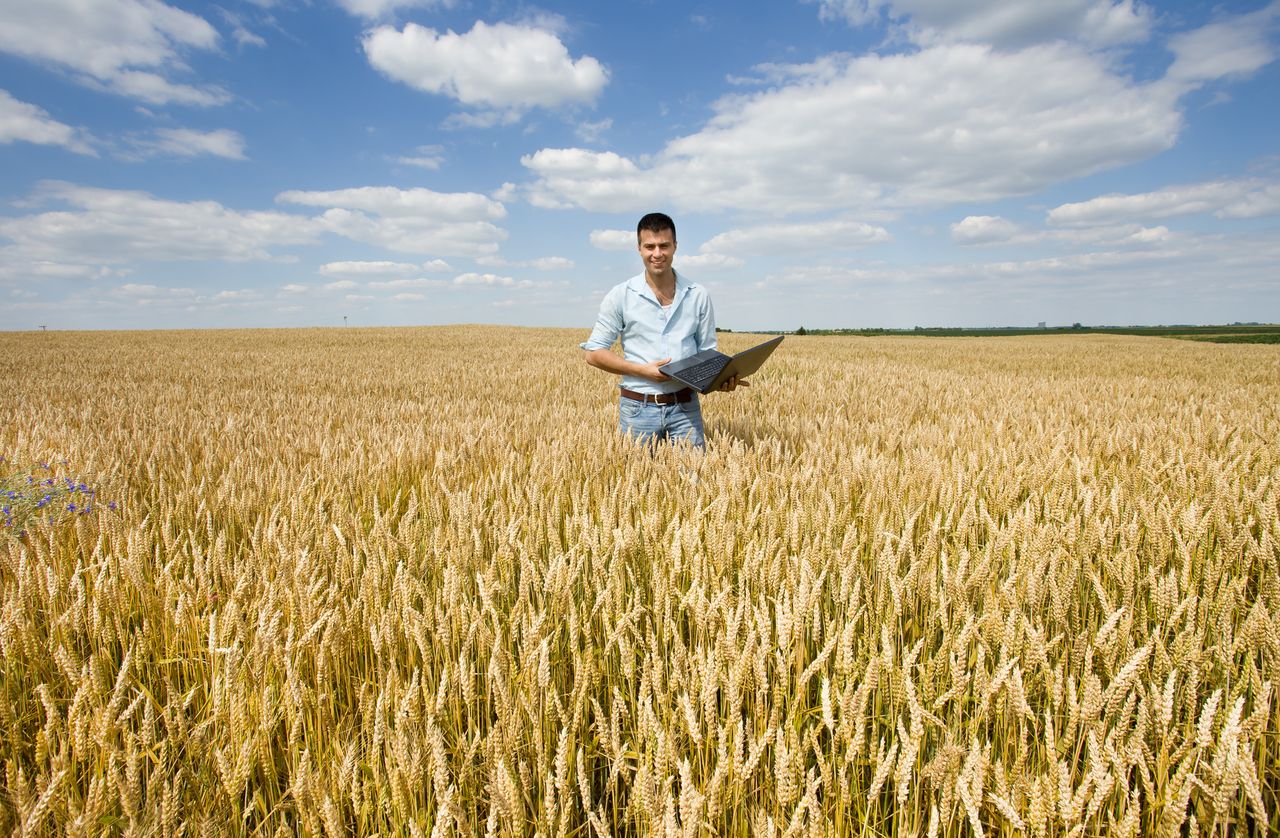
[628,269,691,304]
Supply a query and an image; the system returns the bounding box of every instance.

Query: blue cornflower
[107,501,118,511]
[1,506,8,516]
[81,504,92,515]
[67,503,76,513]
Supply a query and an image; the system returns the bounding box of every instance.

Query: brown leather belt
[620,387,694,405]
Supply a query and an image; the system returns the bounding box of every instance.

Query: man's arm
[583,347,670,383]
[580,284,671,383]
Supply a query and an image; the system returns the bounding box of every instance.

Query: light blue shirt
[580,270,718,394]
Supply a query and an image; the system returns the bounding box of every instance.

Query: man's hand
[640,357,672,382]
[717,376,750,392]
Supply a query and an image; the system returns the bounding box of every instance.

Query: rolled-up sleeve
[580,286,624,351]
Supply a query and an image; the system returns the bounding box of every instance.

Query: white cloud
[0,261,119,282]
[531,256,574,271]
[524,149,649,210]
[0,90,95,154]
[278,186,507,257]
[281,283,308,294]
[952,214,1174,248]
[391,292,425,301]
[395,145,445,169]
[575,118,612,144]
[320,260,419,276]
[231,27,266,48]
[363,21,608,118]
[951,215,1023,244]
[1049,222,1177,247]
[701,219,891,255]
[213,289,260,301]
[1049,188,1222,226]
[476,255,574,270]
[525,42,1181,214]
[453,272,515,286]
[105,282,205,308]
[679,253,745,271]
[367,277,448,290]
[450,272,553,290]
[216,8,267,49]
[589,229,636,251]
[318,258,452,276]
[1048,179,1280,226]
[1165,4,1280,87]
[813,0,878,27]
[490,183,518,203]
[1122,226,1172,244]
[0,0,229,106]
[130,127,247,160]
[815,0,1153,49]
[1219,183,1280,220]
[315,212,504,258]
[278,186,505,220]
[441,110,521,130]
[334,0,453,21]
[113,282,194,298]
[755,229,1280,316]
[324,279,359,291]
[0,182,319,276]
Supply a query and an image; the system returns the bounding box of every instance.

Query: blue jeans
[619,394,705,447]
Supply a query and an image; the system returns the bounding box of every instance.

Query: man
[580,212,746,447]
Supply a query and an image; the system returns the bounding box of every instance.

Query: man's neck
[646,267,677,298]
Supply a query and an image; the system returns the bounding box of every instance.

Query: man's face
[638,228,676,277]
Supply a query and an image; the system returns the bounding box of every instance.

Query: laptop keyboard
[680,356,728,388]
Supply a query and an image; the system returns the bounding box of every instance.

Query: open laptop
[659,335,784,394]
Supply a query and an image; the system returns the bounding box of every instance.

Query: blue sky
[1,0,1278,331]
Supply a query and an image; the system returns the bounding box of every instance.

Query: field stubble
[0,326,1277,836]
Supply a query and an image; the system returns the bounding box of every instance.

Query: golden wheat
[0,326,1277,835]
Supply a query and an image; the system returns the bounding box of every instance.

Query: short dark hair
[637,212,676,242]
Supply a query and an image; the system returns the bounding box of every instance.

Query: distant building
[1038,321,1046,329]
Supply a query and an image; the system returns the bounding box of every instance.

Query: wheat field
[0,326,1277,836]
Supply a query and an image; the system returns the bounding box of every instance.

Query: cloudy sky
[1,0,1277,331]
